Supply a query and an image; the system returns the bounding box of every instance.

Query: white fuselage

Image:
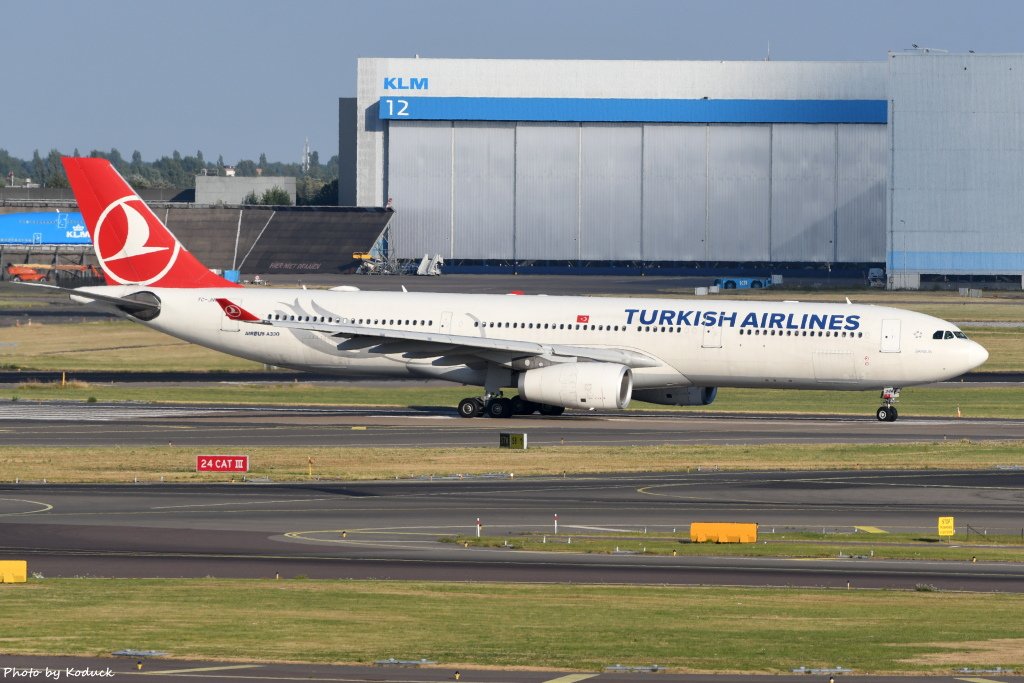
[83,286,988,393]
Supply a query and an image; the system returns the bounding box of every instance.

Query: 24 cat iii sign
[197,455,249,472]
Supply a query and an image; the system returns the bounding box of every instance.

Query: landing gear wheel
[458,398,483,418]
[876,406,898,422]
[487,397,513,419]
[877,387,901,422]
[538,404,566,417]
[510,395,538,415]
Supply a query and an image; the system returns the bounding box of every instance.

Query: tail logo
[94,195,182,285]
[222,304,243,319]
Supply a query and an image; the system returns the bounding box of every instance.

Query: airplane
[24,156,988,422]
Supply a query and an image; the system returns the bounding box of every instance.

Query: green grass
[2,441,1023,483]
[0,321,261,372]
[1,579,1022,672]
[7,381,1024,419]
[450,531,1024,562]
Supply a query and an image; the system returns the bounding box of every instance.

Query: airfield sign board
[937,516,955,537]
[196,455,249,472]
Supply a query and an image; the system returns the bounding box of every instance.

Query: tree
[260,186,292,206]
[235,159,258,176]
[31,150,44,184]
[310,178,338,206]
[45,149,68,187]
[258,153,268,168]
[296,176,326,205]
[242,190,260,205]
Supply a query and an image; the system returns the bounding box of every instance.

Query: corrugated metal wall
[387,121,886,262]
[707,126,771,261]
[641,125,707,260]
[890,54,1024,275]
[514,124,579,260]
[770,125,835,262]
[580,124,642,260]
[387,121,452,259]
[837,125,887,262]
[452,122,515,259]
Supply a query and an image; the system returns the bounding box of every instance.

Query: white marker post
[554,513,558,535]
[476,517,482,538]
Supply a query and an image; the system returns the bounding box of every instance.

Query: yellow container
[690,522,757,544]
[0,560,27,583]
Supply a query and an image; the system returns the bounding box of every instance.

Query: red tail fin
[62,157,240,288]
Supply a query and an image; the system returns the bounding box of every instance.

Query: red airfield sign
[196,455,249,472]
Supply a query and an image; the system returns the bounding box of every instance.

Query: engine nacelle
[632,387,718,406]
[518,363,632,410]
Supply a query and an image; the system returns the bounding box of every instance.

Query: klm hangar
[342,58,888,275]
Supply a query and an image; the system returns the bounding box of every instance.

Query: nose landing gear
[876,387,900,422]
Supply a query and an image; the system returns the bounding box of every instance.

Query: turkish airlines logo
[577,314,590,323]
[222,304,243,319]
[94,195,181,285]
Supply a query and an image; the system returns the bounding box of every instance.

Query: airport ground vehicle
[5,263,101,282]
[5,264,47,282]
[712,276,773,290]
[21,157,990,422]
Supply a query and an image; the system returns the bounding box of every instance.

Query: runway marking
[144,664,262,675]
[0,498,54,516]
[854,526,888,534]
[543,675,598,683]
[151,498,333,510]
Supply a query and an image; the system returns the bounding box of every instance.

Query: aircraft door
[702,325,723,349]
[880,319,901,353]
[439,311,453,333]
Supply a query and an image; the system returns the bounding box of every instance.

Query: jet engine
[518,362,632,410]
[632,387,718,406]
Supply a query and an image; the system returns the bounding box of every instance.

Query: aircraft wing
[216,299,660,369]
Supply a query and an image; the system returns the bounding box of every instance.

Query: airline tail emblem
[62,157,240,288]
[215,299,261,321]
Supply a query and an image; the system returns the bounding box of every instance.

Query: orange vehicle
[5,264,47,282]
[5,263,101,282]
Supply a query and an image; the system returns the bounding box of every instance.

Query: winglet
[215,298,262,322]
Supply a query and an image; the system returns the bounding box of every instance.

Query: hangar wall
[889,52,1024,281]
[386,120,887,263]
[352,58,889,267]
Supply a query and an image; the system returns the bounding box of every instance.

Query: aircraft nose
[967,341,989,370]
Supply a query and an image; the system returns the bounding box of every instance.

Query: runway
[5,656,1020,683]
[3,400,1024,447]
[2,470,1022,591]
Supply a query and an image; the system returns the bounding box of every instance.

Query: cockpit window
[934,330,966,340]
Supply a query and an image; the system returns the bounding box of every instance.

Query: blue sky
[4,0,1018,165]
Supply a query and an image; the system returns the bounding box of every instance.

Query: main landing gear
[876,387,901,422]
[457,394,566,419]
